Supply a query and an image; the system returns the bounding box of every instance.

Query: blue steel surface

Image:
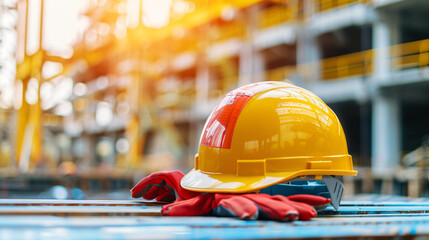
[0,201,429,239]
[0,205,160,212]
[0,206,159,211]
[0,199,162,206]
[1,203,428,215]
[320,206,429,215]
[1,215,429,240]
[340,201,429,206]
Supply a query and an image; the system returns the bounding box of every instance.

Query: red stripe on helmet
[201,82,279,149]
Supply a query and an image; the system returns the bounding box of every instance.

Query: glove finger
[142,185,164,200]
[143,171,200,201]
[131,171,184,195]
[156,189,176,202]
[131,171,195,201]
[270,195,316,221]
[162,194,213,216]
[242,194,298,221]
[214,196,258,220]
[146,185,176,201]
[290,201,317,220]
[287,194,331,208]
[132,183,163,199]
[131,175,166,198]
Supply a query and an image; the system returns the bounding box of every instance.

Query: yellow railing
[258,4,297,29]
[315,0,369,13]
[265,66,296,82]
[207,66,297,100]
[318,38,429,81]
[212,21,246,42]
[391,39,429,70]
[320,50,373,80]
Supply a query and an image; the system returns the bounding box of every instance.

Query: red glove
[131,170,200,202]
[162,193,331,221]
[132,170,331,221]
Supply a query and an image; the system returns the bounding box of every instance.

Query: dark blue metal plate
[0,200,429,239]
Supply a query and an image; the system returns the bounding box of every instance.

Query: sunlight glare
[142,0,172,28]
[43,0,88,57]
[126,0,139,28]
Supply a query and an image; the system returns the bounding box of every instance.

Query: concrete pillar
[372,10,400,83]
[295,0,320,83]
[303,0,316,19]
[296,30,320,83]
[371,10,401,174]
[239,42,265,84]
[371,93,401,175]
[239,41,253,85]
[297,0,320,83]
[252,51,265,82]
[239,5,260,86]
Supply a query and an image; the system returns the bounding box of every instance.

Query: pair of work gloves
[131,170,331,221]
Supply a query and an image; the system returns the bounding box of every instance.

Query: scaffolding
[3,0,428,196]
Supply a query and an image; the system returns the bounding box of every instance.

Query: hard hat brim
[181,168,357,193]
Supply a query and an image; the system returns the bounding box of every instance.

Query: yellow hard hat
[181,81,357,194]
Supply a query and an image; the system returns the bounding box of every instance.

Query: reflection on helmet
[182,81,357,197]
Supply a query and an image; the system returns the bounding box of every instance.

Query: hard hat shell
[181,81,357,193]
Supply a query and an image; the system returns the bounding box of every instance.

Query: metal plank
[2,200,429,217]
[0,201,428,239]
[0,216,263,227]
[0,199,164,206]
[2,199,427,207]
[0,216,429,239]
[1,215,429,228]
[340,201,429,206]
[0,206,161,216]
[320,205,429,216]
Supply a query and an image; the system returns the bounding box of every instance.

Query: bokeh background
[0,0,428,199]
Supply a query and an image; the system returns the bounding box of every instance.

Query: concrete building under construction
[1,0,429,197]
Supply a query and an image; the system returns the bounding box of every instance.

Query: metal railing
[258,4,297,29]
[391,39,429,70]
[318,38,429,81]
[212,21,246,42]
[265,66,297,82]
[315,0,370,13]
[320,50,373,80]
[258,0,370,29]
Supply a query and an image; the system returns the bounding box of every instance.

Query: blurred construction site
[0,0,428,199]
